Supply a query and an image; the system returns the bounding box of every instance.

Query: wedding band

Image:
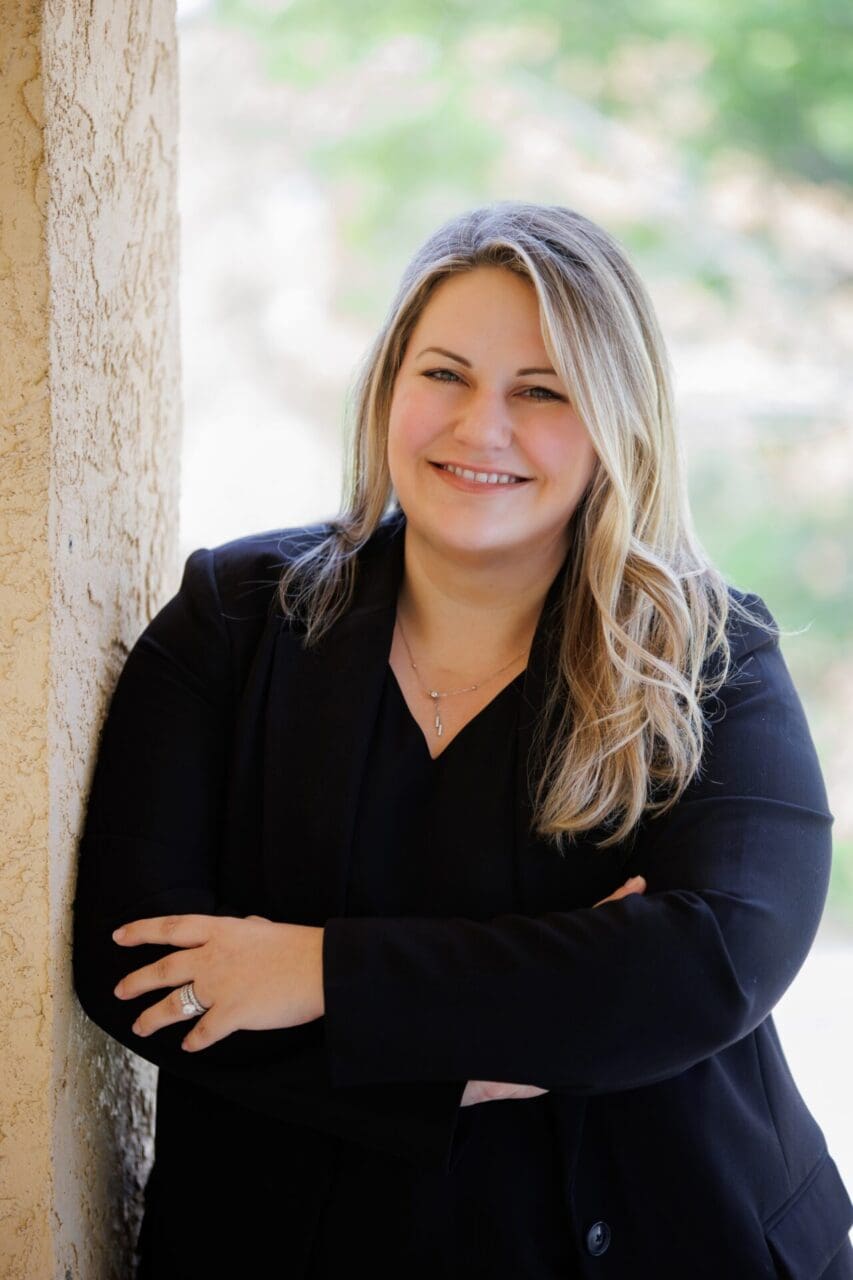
[178,982,208,1017]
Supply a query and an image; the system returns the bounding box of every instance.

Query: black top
[306,662,579,1278]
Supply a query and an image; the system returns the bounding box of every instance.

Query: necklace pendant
[434,708,443,736]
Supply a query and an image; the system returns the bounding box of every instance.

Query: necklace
[395,615,529,738]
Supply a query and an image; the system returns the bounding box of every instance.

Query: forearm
[321,809,832,1092]
[318,634,835,1095]
[73,855,467,1171]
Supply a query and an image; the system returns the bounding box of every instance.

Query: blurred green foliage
[217,0,853,187]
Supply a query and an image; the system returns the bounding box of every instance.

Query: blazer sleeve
[71,546,467,1173]
[321,602,836,1093]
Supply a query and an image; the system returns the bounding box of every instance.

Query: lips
[429,461,532,483]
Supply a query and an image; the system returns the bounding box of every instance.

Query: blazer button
[585,1220,611,1256]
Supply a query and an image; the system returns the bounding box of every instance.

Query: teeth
[440,463,523,485]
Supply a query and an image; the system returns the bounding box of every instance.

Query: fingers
[114,962,226,1048]
[615,874,646,897]
[112,913,215,948]
[593,875,646,908]
[461,1080,550,1106]
[111,915,223,1048]
[112,916,215,1026]
[491,1083,549,1101]
[111,914,283,1052]
[112,948,216,1041]
[128,982,216,1041]
[113,949,198,1001]
[460,1080,479,1107]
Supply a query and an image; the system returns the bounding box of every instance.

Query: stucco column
[1,2,182,1275]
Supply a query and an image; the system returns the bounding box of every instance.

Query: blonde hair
[276,201,780,851]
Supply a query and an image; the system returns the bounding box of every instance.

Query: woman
[72,202,853,1278]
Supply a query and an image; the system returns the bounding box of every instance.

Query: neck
[395,522,569,679]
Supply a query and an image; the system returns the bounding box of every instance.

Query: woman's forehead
[408,269,548,355]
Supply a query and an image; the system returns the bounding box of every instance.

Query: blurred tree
[217,0,853,188]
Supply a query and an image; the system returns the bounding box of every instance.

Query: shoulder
[722,584,780,665]
[689,583,784,723]
[203,519,338,622]
[198,506,405,623]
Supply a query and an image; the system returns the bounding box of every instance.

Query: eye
[521,386,562,402]
[421,369,563,402]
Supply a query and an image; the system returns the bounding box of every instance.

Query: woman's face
[386,265,598,566]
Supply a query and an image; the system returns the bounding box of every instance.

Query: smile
[429,461,532,491]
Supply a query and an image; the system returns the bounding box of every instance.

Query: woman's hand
[459,1079,549,1107]
[459,874,647,1108]
[111,913,324,1052]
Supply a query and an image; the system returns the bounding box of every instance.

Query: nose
[451,386,514,451]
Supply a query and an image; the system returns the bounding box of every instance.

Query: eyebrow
[416,346,558,377]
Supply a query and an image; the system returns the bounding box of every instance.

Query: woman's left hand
[111,913,324,1052]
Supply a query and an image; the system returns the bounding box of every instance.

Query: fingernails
[112,927,125,940]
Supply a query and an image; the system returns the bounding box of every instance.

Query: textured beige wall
[1,1,181,1275]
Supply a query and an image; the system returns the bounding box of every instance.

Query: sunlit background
[175,0,853,1189]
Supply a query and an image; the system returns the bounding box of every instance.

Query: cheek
[534,420,597,485]
[387,387,441,460]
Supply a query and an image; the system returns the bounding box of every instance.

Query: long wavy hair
[274,201,780,851]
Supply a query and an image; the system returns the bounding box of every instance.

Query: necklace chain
[394,614,529,738]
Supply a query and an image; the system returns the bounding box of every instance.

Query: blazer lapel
[513,543,635,912]
[262,509,407,924]
[512,547,579,913]
[262,506,597,925]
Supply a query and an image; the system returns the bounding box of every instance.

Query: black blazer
[72,506,853,1278]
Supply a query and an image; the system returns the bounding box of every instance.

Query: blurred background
[174,0,853,1180]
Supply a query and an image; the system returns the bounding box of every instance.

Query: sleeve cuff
[322,917,470,1173]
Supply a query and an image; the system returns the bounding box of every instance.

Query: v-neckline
[386,662,525,763]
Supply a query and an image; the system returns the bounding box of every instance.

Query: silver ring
[178,981,208,1017]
